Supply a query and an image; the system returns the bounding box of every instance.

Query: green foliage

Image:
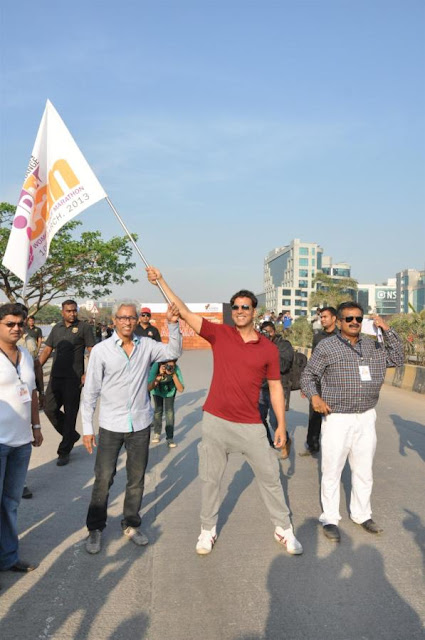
[309,272,358,311]
[33,304,62,323]
[0,201,138,314]
[389,307,425,365]
[283,316,313,348]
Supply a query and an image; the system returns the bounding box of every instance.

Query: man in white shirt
[81,301,182,554]
[0,304,43,573]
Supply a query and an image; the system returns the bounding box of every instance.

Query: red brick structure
[140,303,224,350]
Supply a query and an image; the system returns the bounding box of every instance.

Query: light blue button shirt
[81,323,182,435]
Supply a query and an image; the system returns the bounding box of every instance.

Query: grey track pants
[198,412,292,530]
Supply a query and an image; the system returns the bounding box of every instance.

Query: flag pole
[105,197,171,304]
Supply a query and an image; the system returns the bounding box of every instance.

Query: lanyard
[336,335,363,361]
[0,347,23,382]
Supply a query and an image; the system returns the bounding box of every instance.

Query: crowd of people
[0,276,404,574]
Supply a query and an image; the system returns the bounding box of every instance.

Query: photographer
[259,321,294,458]
[148,359,184,447]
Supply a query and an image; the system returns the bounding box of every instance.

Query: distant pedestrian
[25,316,43,354]
[259,321,294,457]
[310,308,322,335]
[0,303,43,573]
[283,311,293,330]
[134,307,162,341]
[39,300,95,466]
[147,267,303,557]
[301,306,338,456]
[301,302,404,543]
[148,359,184,447]
[82,302,182,555]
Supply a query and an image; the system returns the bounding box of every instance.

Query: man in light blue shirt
[81,301,182,554]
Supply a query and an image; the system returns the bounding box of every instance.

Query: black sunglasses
[1,321,24,328]
[342,316,363,323]
[231,304,251,311]
[140,313,151,317]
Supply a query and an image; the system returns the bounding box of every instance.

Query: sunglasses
[231,304,251,311]
[140,313,151,317]
[1,321,24,328]
[342,316,363,323]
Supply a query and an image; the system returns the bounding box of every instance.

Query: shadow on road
[403,508,425,576]
[236,518,424,640]
[390,414,425,462]
[0,514,151,640]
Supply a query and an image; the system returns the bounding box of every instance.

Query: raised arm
[146,266,203,335]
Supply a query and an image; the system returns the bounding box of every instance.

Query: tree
[309,272,358,310]
[32,304,62,324]
[283,317,313,347]
[389,306,425,365]
[0,201,138,314]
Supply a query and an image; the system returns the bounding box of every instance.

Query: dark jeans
[86,426,150,532]
[0,442,32,569]
[307,403,322,450]
[282,383,291,412]
[44,377,81,455]
[153,395,176,439]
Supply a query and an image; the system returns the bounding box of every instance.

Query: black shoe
[299,443,319,457]
[359,519,383,534]
[8,560,38,573]
[22,485,33,499]
[73,432,81,444]
[57,454,70,467]
[323,524,341,542]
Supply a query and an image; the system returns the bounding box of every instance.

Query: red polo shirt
[200,318,280,423]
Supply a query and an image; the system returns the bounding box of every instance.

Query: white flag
[2,100,107,283]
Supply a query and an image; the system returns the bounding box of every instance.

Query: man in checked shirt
[301,301,404,542]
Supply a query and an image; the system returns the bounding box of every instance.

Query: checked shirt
[301,329,404,413]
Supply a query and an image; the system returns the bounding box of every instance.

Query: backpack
[290,351,308,390]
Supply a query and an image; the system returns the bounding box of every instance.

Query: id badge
[359,365,372,382]
[16,382,31,403]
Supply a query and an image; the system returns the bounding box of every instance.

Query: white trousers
[319,409,377,526]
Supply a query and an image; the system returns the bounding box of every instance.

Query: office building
[357,279,398,316]
[264,239,353,317]
[396,269,425,313]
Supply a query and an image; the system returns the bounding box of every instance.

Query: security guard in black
[39,301,95,464]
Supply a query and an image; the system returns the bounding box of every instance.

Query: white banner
[2,100,107,283]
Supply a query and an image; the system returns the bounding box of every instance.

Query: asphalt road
[1,350,424,640]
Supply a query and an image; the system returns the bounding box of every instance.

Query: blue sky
[1,0,424,303]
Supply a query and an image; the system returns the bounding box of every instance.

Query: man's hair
[230,290,258,308]
[62,299,77,309]
[28,315,35,320]
[112,301,138,317]
[261,321,275,331]
[0,303,26,321]
[337,301,364,319]
[320,306,337,317]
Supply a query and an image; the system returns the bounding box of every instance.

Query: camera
[165,364,175,374]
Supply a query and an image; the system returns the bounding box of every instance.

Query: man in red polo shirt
[147,267,303,556]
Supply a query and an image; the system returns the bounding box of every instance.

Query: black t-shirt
[312,328,339,352]
[134,324,162,342]
[46,320,95,379]
[26,326,42,342]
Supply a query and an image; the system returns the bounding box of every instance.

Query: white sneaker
[167,439,177,448]
[274,525,303,555]
[123,526,149,546]
[196,527,217,555]
[151,434,160,444]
